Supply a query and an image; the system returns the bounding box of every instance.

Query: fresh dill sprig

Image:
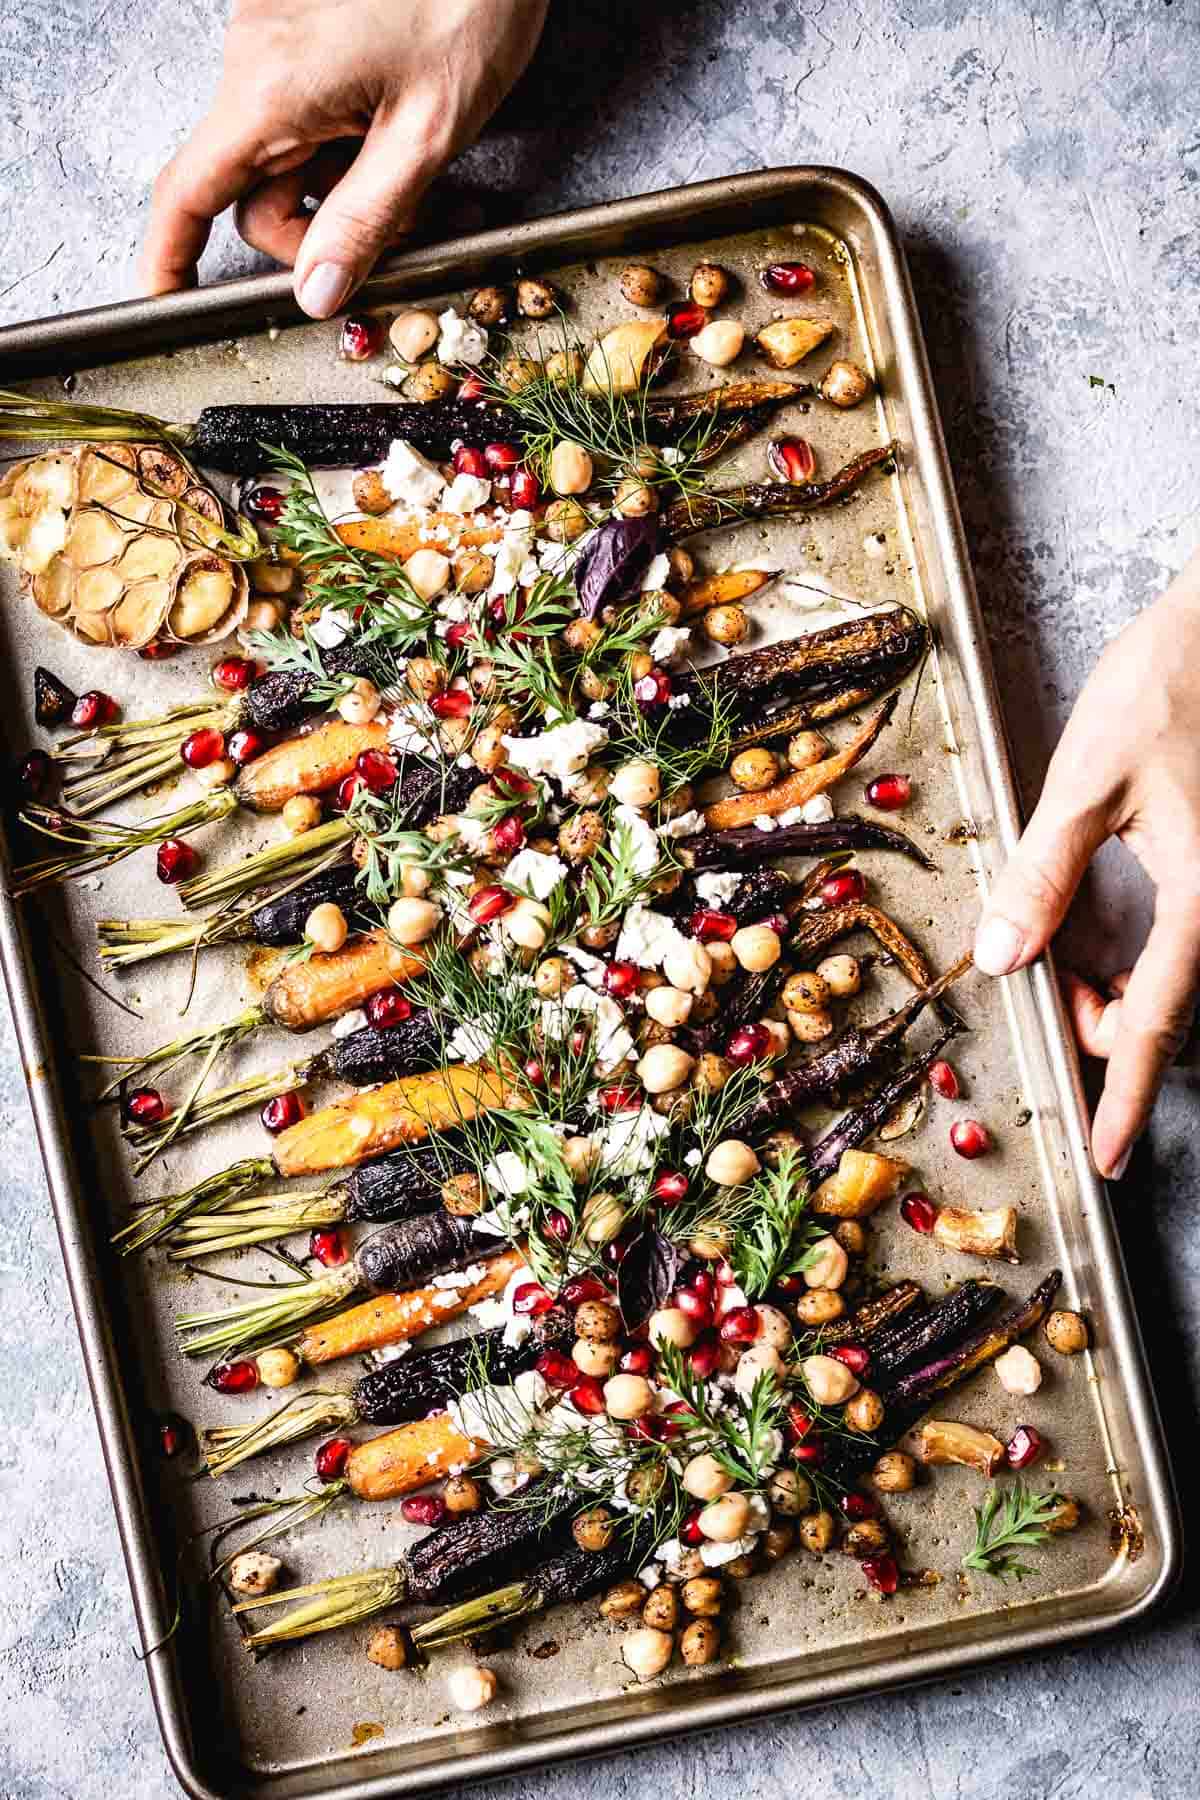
[962,1482,1064,1582]
[728,1148,821,1300]
[608,659,739,796]
[578,819,680,936]
[344,784,471,910]
[658,1343,786,1490]
[244,620,359,708]
[475,573,578,723]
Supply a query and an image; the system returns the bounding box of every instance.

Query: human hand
[139,0,548,317]
[973,548,1200,1179]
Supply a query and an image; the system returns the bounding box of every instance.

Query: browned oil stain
[351,1721,385,1749]
[245,945,284,992]
[527,1639,560,1660]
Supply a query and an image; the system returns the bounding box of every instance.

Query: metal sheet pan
[0,168,1180,1800]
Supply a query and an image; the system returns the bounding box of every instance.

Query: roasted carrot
[263,932,425,1031]
[296,1246,526,1364]
[233,717,389,812]
[271,1063,509,1178]
[676,567,779,619]
[335,515,503,560]
[703,692,897,830]
[345,1414,488,1501]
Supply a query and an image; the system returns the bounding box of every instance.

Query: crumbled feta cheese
[309,606,351,649]
[560,943,607,986]
[504,847,569,901]
[381,439,446,509]
[449,1381,532,1449]
[640,552,671,592]
[598,1104,671,1176]
[655,1537,685,1573]
[744,1492,772,1534]
[514,1369,550,1412]
[485,1456,528,1499]
[587,700,611,720]
[330,1009,367,1040]
[694,871,741,905]
[483,1150,529,1200]
[863,531,888,558]
[801,794,835,824]
[442,471,492,514]
[447,1017,494,1063]
[503,718,609,783]
[658,809,704,840]
[684,1147,703,1168]
[615,900,689,970]
[469,1295,508,1330]
[384,364,407,388]
[437,307,489,367]
[371,1339,412,1364]
[387,713,442,758]
[775,806,805,827]
[638,1564,662,1590]
[612,803,661,875]
[666,693,691,710]
[753,814,779,833]
[660,446,683,468]
[553,985,635,1073]
[649,625,692,664]
[700,1534,760,1568]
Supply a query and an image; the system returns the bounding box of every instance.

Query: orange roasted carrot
[676,567,779,618]
[296,1245,526,1365]
[703,693,897,831]
[233,717,389,812]
[346,1414,488,1501]
[335,515,503,560]
[271,1063,509,1178]
[263,933,425,1031]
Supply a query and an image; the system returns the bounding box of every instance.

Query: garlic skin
[446,1664,499,1712]
[994,1344,1043,1396]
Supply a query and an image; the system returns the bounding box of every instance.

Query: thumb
[291,109,437,318]
[974,790,1109,977]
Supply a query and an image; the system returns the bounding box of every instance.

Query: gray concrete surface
[1,1,1198,1795]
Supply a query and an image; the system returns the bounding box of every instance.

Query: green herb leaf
[961,1480,1063,1581]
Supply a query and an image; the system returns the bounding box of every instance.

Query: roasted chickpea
[680,1575,724,1617]
[692,1052,735,1094]
[561,1135,599,1181]
[781,970,831,1013]
[600,1580,647,1620]
[389,309,439,362]
[573,1337,619,1378]
[544,495,591,542]
[794,1289,845,1326]
[642,1585,679,1631]
[729,747,781,791]
[675,1547,707,1582]
[691,262,730,308]
[583,1191,627,1248]
[619,264,664,307]
[703,603,748,646]
[798,1509,837,1554]
[665,546,694,587]
[845,1388,886,1434]
[498,352,541,393]
[1045,1495,1082,1534]
[844,1518,890,1559]
[441,1172,484,1217]
[575,1300,621,1343]
[614,475,658,517]
[763,1520,796,1562]
[564,617,603,654]
[404,361,457,403]
[789,1006,835,1043]
[767,1468,813,1516]
[256,1348,301,1389]
[468,284,510,326]
[786,729,830,770]
[573,1506,617,1552]
[453,548,493,593]
[549,440,595,496]
[406,656,446,703]
[731,924,782,974]
[871,1451,917,1494]
[622,1626,674,1682]
[762,1129,805,1171]
[545,347,584,385]
[516,276,559,318]
[366,1624,409,1670]
[282,794,322,836]
[443,1473,483,1514]
[705,942,737,987]
[680,1618,721,1666]
[469,657,497,696]
[640,589,682,627]
[352,468,392,514]
[579,919,620,949]
[689,991,720,1025]
[1044,1309,1090,1355]
[579,667,616,705]
[834,1220,869,1256]
[534,956,572,998]
[692,319,745,367]
[558,809,606,862]
[820,358,872,408]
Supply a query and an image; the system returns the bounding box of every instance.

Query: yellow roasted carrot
[812,1148,908,1218]
[346,1414,488,1500]
[335,515,503,560]
[676,567,779,619]
[263,932,425,1031]
[296,1245,526,1365]
[233,717,389,812]
[703,694,896,830]
[272,1062,509,1178]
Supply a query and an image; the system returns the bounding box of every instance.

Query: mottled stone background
[1,1,1198,1795]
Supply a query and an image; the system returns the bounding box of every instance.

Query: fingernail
[973,915,1024,977]
[296,261,353,320]
[1107,1145,1132,1181]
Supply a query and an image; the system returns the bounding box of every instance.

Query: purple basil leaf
[617,1227,681,1330]
[574,514,662,621]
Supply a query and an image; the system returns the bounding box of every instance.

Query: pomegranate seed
[714,1260,737,1287]
[402,1494,448,1526]
[829,1344,871,1378]
[17,750,52,800]
[125,1086,168,1127]
[356,747,398,792]
[453,445,489,477]
[688,1268,716,1300]
[792,1439,826,1466]
[928,1059,961,1100]
[602,1234,634,1267]
[315,1436,352,1481]
[675,1289,714,1329]
[212,654,255,692]
[680,1507,706,1546]
[598,1083,640,1113]
[310,1227,348,1267]
[773,1272,806,1297]
[719,1305,760,1344]
[690,908,738,943]
[900,1192,939,1234]
[339,314,383,361]
[536,1349,578,1387]
[139,639,180,660]
[335,772,365,811]
[543,1208,571,1242]
[840,1490,881,1521]
[658,1401,689,1440]
[861,1552,899,1595]
[490,590,527,627]
[180,727,226,769]
[627,1415,661,1442]
[866,772,912,811]
[261,1091,306,1133]
[761,912,790,936]
[522,1057,546,1087]
[818,869,866,907]
[510,467,540,509]
[491,814,525,854]
[619,1345,654,1376]
[686,1334,721,1377]
[570,1376,606,1415]
[767,436,816,484]
[561,1273,609,1307]
[157,1413,190,1458]
[430,688,472,719]
[603,959,639,999]
[445,619,473,652]
[71,689,119,729]
[569,1025,591,1057]
[634,668,672,709]
[365,988,412,1029]
[1006,1424,1045,1471]
[759,261,816,294]
[210,1359,259,1395]
[666,300,708,339]
[727,1022,773,1065]
[468,884,514,926]
[484,441,521,473]
[950,1119,992,1159]
[512,1281,555,1316]
[653,1171,689,1205]
[156,837,198,884]
[458,374,487,401]
[491,767,536,801]
[227,728,266,766]
[786,1404,815,1442]
[243,485,285,525]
